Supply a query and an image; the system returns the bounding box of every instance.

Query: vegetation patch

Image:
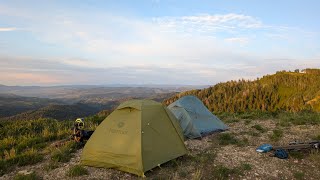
[293,171,305,180]
[43,161,59,171]
[217,133,249,147]
[14,172,41,180]
[277,111,320,125]
[178,169,188,178]
[218,133,238,145]
[224,119,240,123]
[289,151,305,159]
[269,129,283,141]
[0,115,106,175]
[314,134,320,140]
[51,141,80,163]
[251,124,266,133]
[67,165,89,177]
[212,163,252,180]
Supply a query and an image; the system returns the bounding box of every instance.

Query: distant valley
[0,85,205,121]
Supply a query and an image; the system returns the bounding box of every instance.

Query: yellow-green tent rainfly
[81,99,187,177]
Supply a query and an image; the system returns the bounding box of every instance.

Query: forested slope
[165,69,320,112]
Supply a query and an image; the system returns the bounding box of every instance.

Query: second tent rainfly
[168,95,228,139]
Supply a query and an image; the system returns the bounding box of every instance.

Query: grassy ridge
[0,115,106,175]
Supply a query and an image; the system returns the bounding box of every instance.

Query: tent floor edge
[81,160,144,177]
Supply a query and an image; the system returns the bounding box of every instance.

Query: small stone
[18,170,33,175]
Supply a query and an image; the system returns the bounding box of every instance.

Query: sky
[0,0,319,86]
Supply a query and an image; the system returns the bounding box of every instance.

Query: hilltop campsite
[1,1,320,179]
[1,70,320,179]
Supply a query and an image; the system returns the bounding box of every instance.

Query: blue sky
[0,0,319,85]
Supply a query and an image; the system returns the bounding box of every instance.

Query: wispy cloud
[0,55,319,86]
[0,27,17,32]
[225,37,249,45]
[0,2,319,85]
[154,13,263,34]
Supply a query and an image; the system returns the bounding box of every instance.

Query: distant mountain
[165,69,320,113]
[0,84,205,101]
[0,94,63,118]
[0,87,176,121]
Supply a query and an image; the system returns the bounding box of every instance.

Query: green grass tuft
[14,172,41,180]
[218,133,238,145]
[67,165,89,177]
[43,161,59,171]
[51,141,81,163]
[217,133,249,147]
[293,172,305,180]
[289,151,305,159]
[269,129,283,141]
[251,124,266,133]
[212,163,252,180]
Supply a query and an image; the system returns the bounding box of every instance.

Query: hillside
[0,85,178,121]
[165,69,320,113]
[0,92,176,122]
[0,94,63,118]
[0,104,102,121]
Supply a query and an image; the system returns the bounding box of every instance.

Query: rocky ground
[1,119,320,180]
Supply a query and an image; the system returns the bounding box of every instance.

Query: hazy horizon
[1,0,319,86]
[0,83,210,87]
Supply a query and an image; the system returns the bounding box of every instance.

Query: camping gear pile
[72,118,94,142]
[256,140,320,159]
[80,96,228,177]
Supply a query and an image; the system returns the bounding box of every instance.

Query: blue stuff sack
[256,144,273,153]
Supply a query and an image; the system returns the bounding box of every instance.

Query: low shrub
[0,160,9,176]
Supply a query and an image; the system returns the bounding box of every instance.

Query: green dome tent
[81,99,187,177]
[168,95,228,139]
